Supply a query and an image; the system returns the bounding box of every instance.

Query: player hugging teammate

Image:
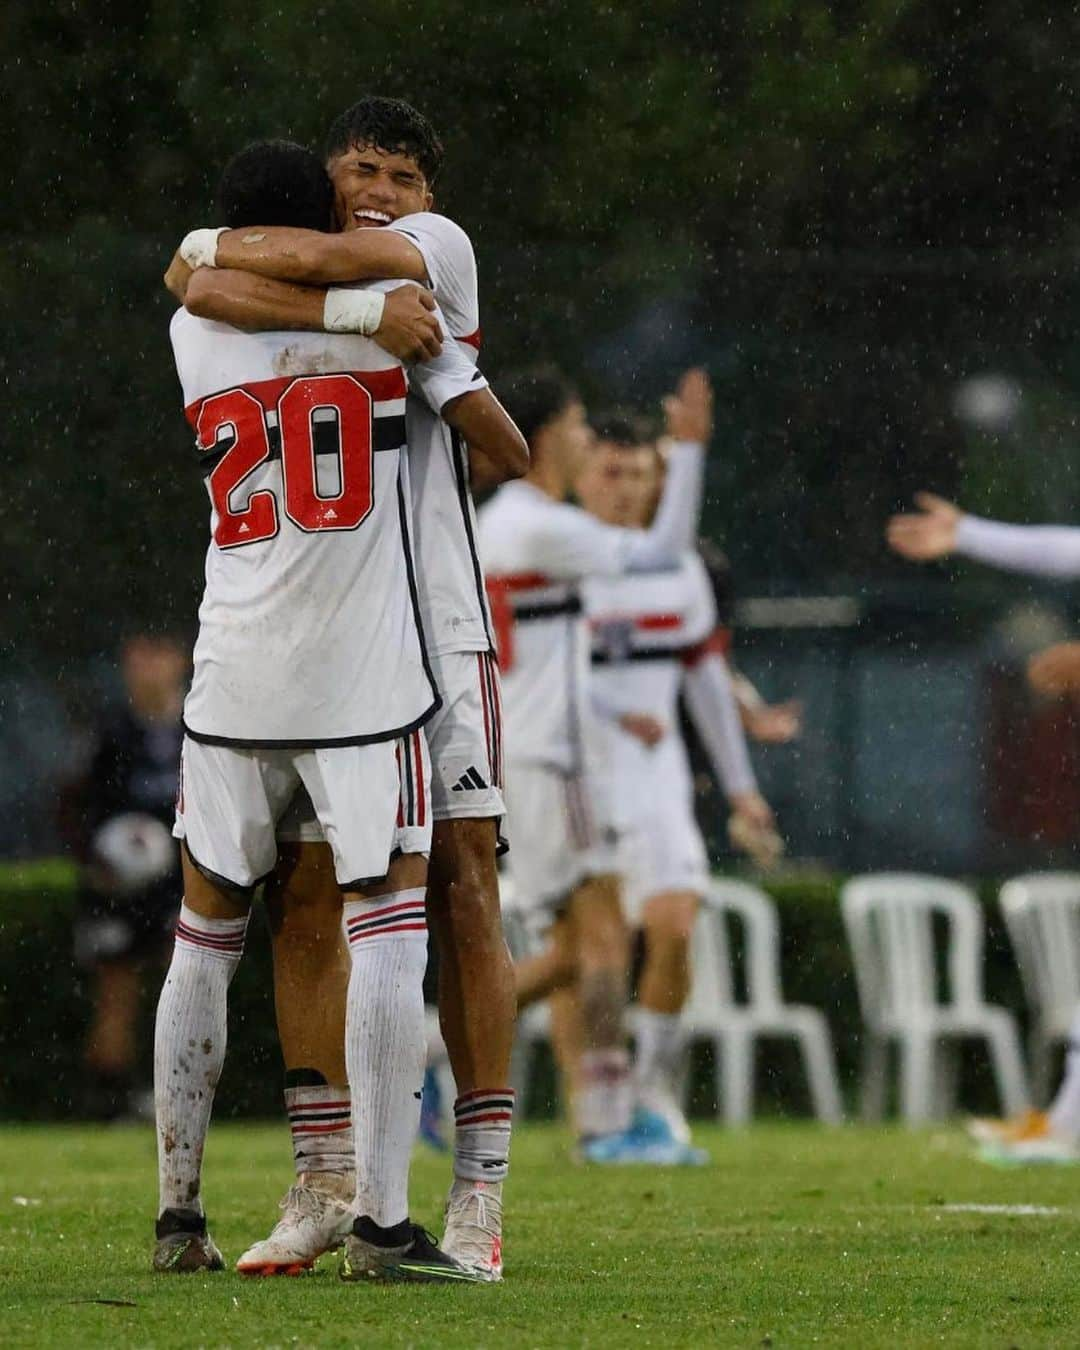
[155,93,782,1285]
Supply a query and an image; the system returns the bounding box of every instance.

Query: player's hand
[1028,642,1080,699]
[886,492,962,562]
[619,712,666,747]
[727,796,784,870]
[373,284,443,362]
[662,367,713,444]
[744,699,803,744]
[164,250,194,302]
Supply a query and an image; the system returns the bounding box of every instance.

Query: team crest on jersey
[593,618,636,662]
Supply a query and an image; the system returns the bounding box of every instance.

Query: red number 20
[196,374,375,550]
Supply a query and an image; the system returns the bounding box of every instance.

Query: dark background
[4,0,1080,869]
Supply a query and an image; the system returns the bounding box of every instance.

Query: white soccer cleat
[966,1108,1047,1146]
[441,1178,504,1282]
[236,1172,354,1277]
[980,1132,1080,1166]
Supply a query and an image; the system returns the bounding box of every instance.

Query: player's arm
[887,491,1080,578]
[180,270,443,362]
[1028,642,1080,699]
[187,225,430,286]
[681,644,776,827]
[407,327,529,481]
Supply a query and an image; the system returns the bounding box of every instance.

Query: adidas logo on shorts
[451,767,488,792]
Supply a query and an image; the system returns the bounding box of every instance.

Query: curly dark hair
[217,139,333,231]
[324,96,444,184]
[498,366,578,446]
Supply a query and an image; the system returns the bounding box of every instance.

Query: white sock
[286,1083,354,1176]
[453,1089,515,1183]
[154,904,248,1217]
[343,889,428,1229]
[634,1009,687,1100]
[1049,1008,1080,1141]
[575,1048,633,1139]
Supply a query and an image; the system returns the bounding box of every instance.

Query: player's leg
[300,732,484,1282]
[423,651,516,1279]
[635,889,701,1145]
[236,836,354,1276]
[153,739,284,1273]
[564,870,636,1153]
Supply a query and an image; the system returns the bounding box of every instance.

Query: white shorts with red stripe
[277,650,505,849]
[174,731,431,891]
[501,759,617,924]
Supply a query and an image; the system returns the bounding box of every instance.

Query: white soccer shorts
[500,759,617,924]
[174,730,432,891]
[616,805,710,924]
[279,649,505,849]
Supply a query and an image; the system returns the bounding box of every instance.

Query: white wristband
[323,288,386,336]
[179,227,228,270]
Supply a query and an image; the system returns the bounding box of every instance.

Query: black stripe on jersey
[514,597,584,622]
[400,734,416,826]
[198,415,406,477]
[591,645,690,666]
[450,429,496,650]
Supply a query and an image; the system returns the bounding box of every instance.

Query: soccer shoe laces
[271,1184,328,1232]
[445,1182,501,1238]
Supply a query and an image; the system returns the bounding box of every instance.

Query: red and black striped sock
[453,1088,515,1184]
[284,1080,354,1177]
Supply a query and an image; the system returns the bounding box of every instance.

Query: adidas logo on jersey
[451,767,488,792]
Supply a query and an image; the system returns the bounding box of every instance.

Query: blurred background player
[569,412,780,1156]
[483,367,709,1162]
[61,633,186,1120]
[888,491,1080,1162]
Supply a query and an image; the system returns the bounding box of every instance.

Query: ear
[423,188,434,212]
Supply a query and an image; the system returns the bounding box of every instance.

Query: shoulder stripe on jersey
[457,328,482,350]
[184,369,406,429]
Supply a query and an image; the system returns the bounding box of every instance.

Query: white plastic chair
[679,879,843,1125]
[1000,872,1080,1103]
[841,873,1028,1124]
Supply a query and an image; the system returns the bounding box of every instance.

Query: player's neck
[523,455,568,502]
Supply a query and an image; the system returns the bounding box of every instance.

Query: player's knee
[573,897,630,973]
[641,893,699,949]
[427,819,500,928]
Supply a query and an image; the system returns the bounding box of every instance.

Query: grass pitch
[1,1120,1076,1348]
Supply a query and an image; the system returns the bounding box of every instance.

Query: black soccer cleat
[152,1207,225,1273]
[340,1215,486,1284]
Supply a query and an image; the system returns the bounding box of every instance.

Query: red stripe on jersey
[183,368,407,429]
[681,629,731,668]
[456,328,482,351]
[488,571,554,593]
[395,741,405,827]
[635,613,682,632]
[477,654,493,782]
[413,731,426,828]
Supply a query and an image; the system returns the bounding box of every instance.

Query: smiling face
[327,143,433,231]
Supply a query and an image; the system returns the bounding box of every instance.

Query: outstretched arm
[888,491,1080,579]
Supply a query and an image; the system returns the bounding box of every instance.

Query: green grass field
[1,1121,1076,1348]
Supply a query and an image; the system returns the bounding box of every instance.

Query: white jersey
[388,212,493,656]
[478,442,705,770]
[585,554,715,827]
[171,296,477,747]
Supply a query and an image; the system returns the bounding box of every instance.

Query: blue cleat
[418,1067,448,1152]
[578,1126,709,1167]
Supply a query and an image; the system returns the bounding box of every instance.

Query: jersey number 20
[196,374,375,549]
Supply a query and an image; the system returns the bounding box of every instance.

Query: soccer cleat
[979,1133,1080,1166]
[441,1179,503,1282]
[152,1208,225,1273]
[340,1216,486,1284]
[579,1126,709,1167]
[235,1173,354,1276]
[966,1108,1048,1146]
[628,1106,710,1165]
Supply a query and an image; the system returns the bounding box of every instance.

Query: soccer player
[480,367,709,1161]
[155,138,511,1282]
[575,415,778,1150]
[60,633,186,1119]
[888,490,1080,1162]
[167,98,525,1280]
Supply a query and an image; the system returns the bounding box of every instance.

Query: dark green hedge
[0,863,1035,1121]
